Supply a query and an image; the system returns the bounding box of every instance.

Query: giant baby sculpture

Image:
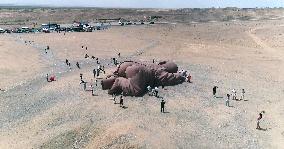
[101,61,189,96]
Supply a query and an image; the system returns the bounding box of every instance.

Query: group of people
[79,73,98,96]
[92,65,105,78]
[213,86,246,107]
[46,74,56,82]
[113,94,125,108]
[213,86,265,130]
[146,86,168,113]
[147,86,159,97]
[83,45,101,64]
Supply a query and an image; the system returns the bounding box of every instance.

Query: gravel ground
[1,21,284,149]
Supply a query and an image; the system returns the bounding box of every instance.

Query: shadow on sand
[122,106,128,109]
[215,96,223,99]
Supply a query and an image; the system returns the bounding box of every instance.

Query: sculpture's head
[159,61,178,73]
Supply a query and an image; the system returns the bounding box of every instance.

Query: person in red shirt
[49,75,56,82]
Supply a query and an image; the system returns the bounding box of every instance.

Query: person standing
[76,62,80,69]
[187,74,192,83]
[91,84,95,96]
[46,74,49,82]
[154,87,159,97]
[147,86,152,95]
[68,62,71,70]
[112,58,116,65]
[91,81,96,96]
[82,81,87,91]
[213,86,218,97]
[232,89,237,100]
[119,95,124,107]
[80,73,83,81]
[102,66,105,74]
[65,59,69,65]
[226,94,230,107]
[113,94,117,104]
[97,66,101,77]
[118,52,121,58]
[93,68,96,78]
[85,54,89,58]
[241,89,245,100]
[161,100,166,113]
[96,58,99,64]
[256,111,265,129]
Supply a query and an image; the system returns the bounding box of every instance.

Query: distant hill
[0,7,283,26]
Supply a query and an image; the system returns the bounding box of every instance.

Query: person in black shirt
[76,62,80,69]
[46,74,49,82]
[161,100,166,113]
[257,111,265,129]
[65,59,69,65]
[120,95,124,107]
[80,73,83,81]
[213,86,218,97]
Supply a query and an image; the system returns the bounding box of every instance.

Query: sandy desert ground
[0,19,284,149]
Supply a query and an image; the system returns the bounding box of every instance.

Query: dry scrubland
[0,7,284,27]
[0,8,284,149]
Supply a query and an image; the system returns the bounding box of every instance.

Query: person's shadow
[257,128,268,131]
[122,106,128,109]
[163,111,170,113]
[156,96,164,99]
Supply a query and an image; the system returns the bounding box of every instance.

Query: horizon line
[0,4,283,9]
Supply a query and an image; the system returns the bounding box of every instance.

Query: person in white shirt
[232,89,237,100]
[147,86,152,96]
[241,89,245,100]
